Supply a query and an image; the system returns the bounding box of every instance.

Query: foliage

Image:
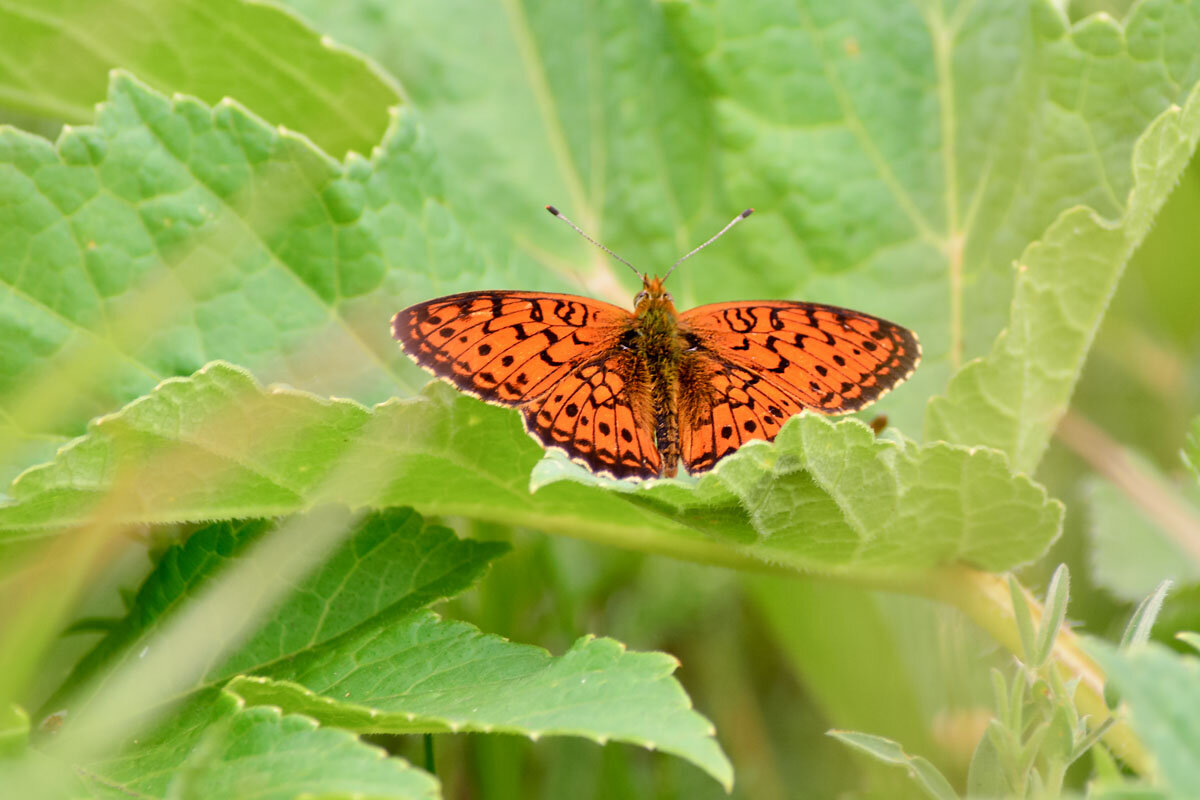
[1,0,1200,797]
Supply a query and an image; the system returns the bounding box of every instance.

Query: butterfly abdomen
[632,293,686,478]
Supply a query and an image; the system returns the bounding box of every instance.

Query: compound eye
[664,292,673,302]
[635,291,648,304]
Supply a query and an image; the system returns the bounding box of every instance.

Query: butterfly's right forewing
[393,291,632,406]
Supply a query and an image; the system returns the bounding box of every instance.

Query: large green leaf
[926,86,1200,470]
[36,507,730,790]
[0,361,1061,572]
[284,0,1200,433]
[0,0,400,158]
[43,509,507,712]
[4,0,1199,481]
[228,619,733,790]
[0,71,550,485]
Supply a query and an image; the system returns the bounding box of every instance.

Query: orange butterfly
[393,207,920,480]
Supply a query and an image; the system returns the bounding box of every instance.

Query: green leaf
[1177,631,1200,655]
[1010,575,1038,665]
[965,725,1011,799]
[287,0,1200,437]
[827,730,958,800]
[1034,564,1070,668]
[228,620,733,791]
[925,81,1200,471]
[82,690,439,800]
[0,0,401,158]
[1086,477,1200,602]
[7,0,1200,483]
[1092,641,1200,793]
[45,508,507,713]
[1120,580,1174,651]
[0,361,1063,573]
[0,70,544,485]
[167,694,438,800]
[0,702,28,757]
[1041,702,1077,767]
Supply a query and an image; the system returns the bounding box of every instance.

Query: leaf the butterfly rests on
[392,210,920,481]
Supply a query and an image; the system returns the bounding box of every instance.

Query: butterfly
[392,207,920,481]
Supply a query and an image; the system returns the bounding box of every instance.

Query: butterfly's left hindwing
[680,301,919,413]
[522,350,661,480]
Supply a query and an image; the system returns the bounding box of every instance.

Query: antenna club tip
[742,208,754,218]
[545,204,560,216]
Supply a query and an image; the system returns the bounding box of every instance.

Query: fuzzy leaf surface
[287,0,1200,435]
[926,86,1200,470]
[1,362,1061,572]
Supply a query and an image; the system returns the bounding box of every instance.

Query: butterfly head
[634,274,676,315]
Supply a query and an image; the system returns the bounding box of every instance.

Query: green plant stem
[902,565,1150,776]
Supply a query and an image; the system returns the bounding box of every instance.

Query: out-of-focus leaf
[1120,580,1174,650]
[1085,477,1200,602]
[1034,564,1071,667]
[0,0,400,158]
[0,702,27,757]
[0,362,1062,573]
[747,577,936,755]
[1092,641,1200,793]
[926,84,1200,471]
[827,730,957,800]
[1185,417,1200,481]
[966,727,1010,798]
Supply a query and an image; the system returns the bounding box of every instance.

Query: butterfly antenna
[662,208,754,282]
[545,205,642,278]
